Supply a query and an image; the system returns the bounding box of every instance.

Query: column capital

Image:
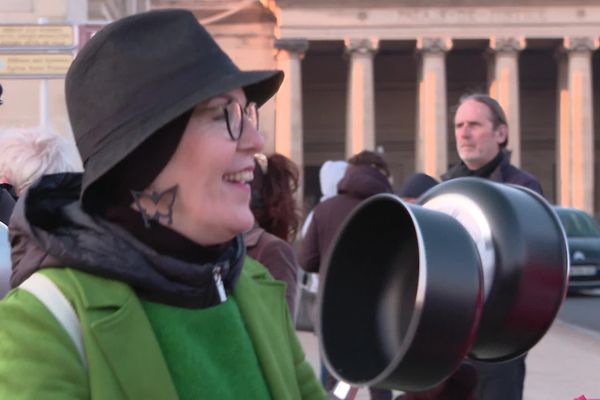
[274,38,309,55]
[489,36,525,53]
[416,37,452,53]
[563,36,599,53]
[344,37,379,55]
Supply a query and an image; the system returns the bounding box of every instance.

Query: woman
[0,127,82,198]
[0,9,325,399]
[244,153,301,314]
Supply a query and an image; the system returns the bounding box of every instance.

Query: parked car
[554,207,600,292]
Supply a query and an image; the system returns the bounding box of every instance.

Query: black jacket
[299,164,393,273]
[0,185,17,225]
[442,151,543,196]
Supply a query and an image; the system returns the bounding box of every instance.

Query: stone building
[1,0,600,216]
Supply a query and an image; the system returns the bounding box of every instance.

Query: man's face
[454,99,507,170]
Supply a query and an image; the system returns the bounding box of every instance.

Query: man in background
[443,93,542,194]
[443,93,543,400]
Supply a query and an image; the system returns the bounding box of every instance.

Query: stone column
[344,37,379,158]
[415,37,452,179]
[274,38,309,180]
[487,36,525,167]
[555,51,571,206]
[559,37,598,214]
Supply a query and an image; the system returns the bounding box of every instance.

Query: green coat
[0,258,326,399]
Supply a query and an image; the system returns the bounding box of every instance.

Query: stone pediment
[271,0,600,40]
[273,0,600,7]
[189,2,276,24]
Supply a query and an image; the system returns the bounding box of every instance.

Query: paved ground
[297,319,600,400]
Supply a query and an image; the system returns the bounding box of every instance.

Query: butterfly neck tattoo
[131,185,178,228]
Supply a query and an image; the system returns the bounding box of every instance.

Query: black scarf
[17,173,245,309]
[447,151,503,179]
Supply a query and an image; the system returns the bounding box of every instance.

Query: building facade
[1,0,600,217]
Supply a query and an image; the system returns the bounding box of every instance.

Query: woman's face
[143,88,263,245]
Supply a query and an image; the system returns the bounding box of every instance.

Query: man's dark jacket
[440,149,542,400]
[442,150,543,196]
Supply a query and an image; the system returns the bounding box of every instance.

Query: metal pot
[318,194,483,391]
[419,177,569,361]
[318,177,568,391]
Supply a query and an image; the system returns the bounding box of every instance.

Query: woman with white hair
[0,127,82,197]
[0,128,81,298]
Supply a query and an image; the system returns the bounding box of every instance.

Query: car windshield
[556,208,600,238]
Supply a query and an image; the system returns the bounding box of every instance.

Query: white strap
[19,273,87,367]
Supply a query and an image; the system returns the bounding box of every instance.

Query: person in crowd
[441,93,543,400]
[296,160,348,335]
[0,127,81,198]
[244,152,301,314]
[396,173,474,400]
[397,172,439,203]
[443,93,542,194]
[0,221,8,298]
[300,150,394,400]
[0,82,11,298]
[0,127,81,298]
[301,160,348,238]
[0,83,16,226]
[0,10,324,399]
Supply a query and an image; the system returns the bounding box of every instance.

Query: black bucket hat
[65,9,283,206]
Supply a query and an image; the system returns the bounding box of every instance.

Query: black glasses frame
[223,101,258,141]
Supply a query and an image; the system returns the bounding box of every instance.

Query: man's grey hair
[456,93,509,148]
[0,127,82,194]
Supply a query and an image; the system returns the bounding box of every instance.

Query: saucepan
[318,177,568,390]
[419,177,569,361]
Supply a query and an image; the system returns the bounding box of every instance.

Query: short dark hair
[456,93,509,148]
[347,150,390,178]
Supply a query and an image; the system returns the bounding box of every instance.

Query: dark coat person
[300,150,394,400]
[442,150,542,194]
[398,173,439,202]
[441,93,542,400]
[0,127,80,297]
[300,162,393,273]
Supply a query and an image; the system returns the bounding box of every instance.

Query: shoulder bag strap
[19,272,87,367]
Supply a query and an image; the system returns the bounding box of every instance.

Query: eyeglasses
[223,101,258,141]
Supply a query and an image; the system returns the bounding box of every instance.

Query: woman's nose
[238,123,264,153]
